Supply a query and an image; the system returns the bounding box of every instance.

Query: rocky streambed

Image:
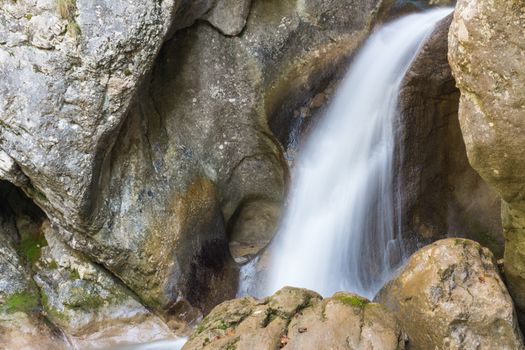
[1,0,525,349]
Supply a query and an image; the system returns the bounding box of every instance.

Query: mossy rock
[1,290,40,314]
[333,292,370,308]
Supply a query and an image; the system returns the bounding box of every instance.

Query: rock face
[203,0,252,36]
[0,182,176,348]
[448,0,525,319]
[0,0,226,315]
[184,287,407,350]
[0,0,394,345]
[398,14,502,256]
[35,224,175,349]
[0,0,391,321]
[376,238,524,349]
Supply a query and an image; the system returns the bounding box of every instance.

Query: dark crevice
[0,180,47,255]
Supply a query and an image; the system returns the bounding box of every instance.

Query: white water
[241,8,452,299]
[114,338,187,350]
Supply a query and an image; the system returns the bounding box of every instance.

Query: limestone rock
[0,312,68,350]
[0,0,391,321]
[228,199,282,262]
[376,238,524,349]
[0,0,221,313]
[34,224,176,348]
[398,14,502,256]
[183,287,406,350]
[0,186,69,349]
[0,224,29,300]
[448,0,525,318]
[39,0,389,313]
[203,0,252,36]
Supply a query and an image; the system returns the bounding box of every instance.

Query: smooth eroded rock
[448,0,525,320]
[184,287,407,350]
[376,238,524,349]
[203,0,252,36]
[34,223,176,348]
[398,14,502,256]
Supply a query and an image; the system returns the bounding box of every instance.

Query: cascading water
[240,8,452,299]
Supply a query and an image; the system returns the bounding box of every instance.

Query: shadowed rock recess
[0,0,396,346]
[397,13,502,256]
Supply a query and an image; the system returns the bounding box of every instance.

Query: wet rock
[398,14,502,256]
[0,223,29,300]
[228,199,282,261]
[53,0,390,312]
[0,312,68,350]
[448,0,525,321]
[184,287,406,350]
[34,223,175,348]
[376,238,524,349]
[387,0,455,18]
[0,0,220,314]
[0,187,68,349]
[0,0,392,323]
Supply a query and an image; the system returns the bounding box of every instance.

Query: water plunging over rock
[242,8,453,299]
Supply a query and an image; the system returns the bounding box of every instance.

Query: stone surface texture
[377,238,524,349]
[448,0,525,320]
[0,0,394,346]
[398,14,502,256]
[184,287,407,350]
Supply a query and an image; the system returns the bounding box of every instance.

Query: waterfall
[240,8,452,299]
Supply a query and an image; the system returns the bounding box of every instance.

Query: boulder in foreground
[376,238,524,349]
[184,286,406,350]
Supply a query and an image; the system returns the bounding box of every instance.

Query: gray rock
[448,0,525,320]
[34,223,176,348]
[203,0,252,36]
[0,223,27,299]
[0,0,222,314]
[0,0,392,322]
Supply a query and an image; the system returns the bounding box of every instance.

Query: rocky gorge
[0,0,524,349]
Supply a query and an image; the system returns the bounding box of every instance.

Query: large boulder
[376,238,524,349]
[184,287,407,350]
[398,14,502,256]
[448,0,525,320]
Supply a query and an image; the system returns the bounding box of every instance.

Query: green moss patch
[18,232,47,265]
[1,291,39,314]
[335,294,370,308]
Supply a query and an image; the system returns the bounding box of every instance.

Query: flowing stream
[240,8,452,299]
